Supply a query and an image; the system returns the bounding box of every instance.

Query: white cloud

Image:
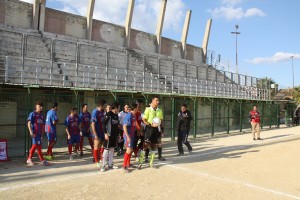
[45,0,186,34]
[248,52,300,64]
[222,0,242,6]
[209,6,266,20]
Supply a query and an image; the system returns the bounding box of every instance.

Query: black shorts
[144,125,160,144]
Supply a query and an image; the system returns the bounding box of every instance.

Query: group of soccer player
[26,96,166,173]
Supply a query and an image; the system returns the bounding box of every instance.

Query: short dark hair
[52,102,58,108]
[111,102,119,110]
[36,101,43,106]
[181,103,187,108]
[136,99,143,104]
[97,99,106,107]
[82,103,88,109]
[151,96,160,102]
[130,102,138,110]
[70,107,77,112]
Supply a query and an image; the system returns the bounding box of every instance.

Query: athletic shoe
[101,166,106,172]
[257,138,263,140]
[26,159,34,165]
[42,160,49,166]
[188,149,193,154]
[122,167,130,173]
[69,155,73,160]
[177,153,184,156]
[158,156,166,161]
[80,151,83,156]
[108,164,119,169]
[96,162,101,168]
[43,155,52,161]
[129,164,137,169]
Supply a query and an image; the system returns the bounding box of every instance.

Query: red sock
[28,144,37,160]
[100,148,104,161]
[68,144,72,155]
[128,152,132,166]
[123,153,130,168]
[93,149,99,163]
[80,137,83,152]
[48,146,53,156]
[37,145,44,161]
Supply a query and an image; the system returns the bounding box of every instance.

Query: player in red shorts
[27,101,49,166]
[79,104,93,156]
[91,99,106,168]
[64,107,82,160]
[122,103,138,173]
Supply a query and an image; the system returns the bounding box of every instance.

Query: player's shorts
[92,132,104,141]
[32,135,42,146]
[68,134,80,144]
[46,132,57,142]
[124,134,135,149]
[82,130,92,138]
[144,125,160,144]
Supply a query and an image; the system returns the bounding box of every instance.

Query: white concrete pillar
[125,0,135,48]
[202,19,212,60]
[33,0,40,30]
[86,0,95,40]
[38,0,46,32]
[156,0,167,53]
[181,10,192,59]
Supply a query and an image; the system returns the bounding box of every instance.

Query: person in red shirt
[249,105,262,141]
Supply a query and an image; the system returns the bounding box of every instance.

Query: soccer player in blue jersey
[122,103,138,173]
[79,104,92,156]
[44,103,59,160]
[65,107,82,160]
[27,101,49,166]
[91,99,106,168]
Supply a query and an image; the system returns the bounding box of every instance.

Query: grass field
[1,126,300,200]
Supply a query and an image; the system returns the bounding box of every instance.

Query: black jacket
[177,110,193,132]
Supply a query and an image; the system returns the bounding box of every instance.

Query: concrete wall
[0,0,205,64]
[0,0,32,29]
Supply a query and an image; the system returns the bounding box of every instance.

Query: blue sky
[21,0,300,88]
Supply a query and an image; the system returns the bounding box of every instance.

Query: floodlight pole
[231,25,240,74]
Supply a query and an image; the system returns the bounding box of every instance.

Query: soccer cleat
[80,151,83,156]
[122,167,130,173]
[42,160,49,166]
[177,153,184,156]
[158,156,165,161]
[43,155,52,161]
[26,159,34,165]
[188,149,193,154]
[96,162,101,168]
[108,164,119,169]
[69,155,73,160]
[100,166,106,172]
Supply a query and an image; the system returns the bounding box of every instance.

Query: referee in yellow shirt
[141,96,165,167]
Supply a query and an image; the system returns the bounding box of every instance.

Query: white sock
[102,149,109,167]
[108,148,114,166]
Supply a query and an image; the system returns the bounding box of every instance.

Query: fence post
[239,101,243,132]
[171,98,176,141]
[211,98,214,137]
[193,98,198,138]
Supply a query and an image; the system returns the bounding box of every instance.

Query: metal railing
[0,55,269,100]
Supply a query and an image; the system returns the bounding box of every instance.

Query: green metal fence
[0,87,283,158]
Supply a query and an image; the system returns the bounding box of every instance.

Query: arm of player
[27,121,34,138]
[123,124,131,144]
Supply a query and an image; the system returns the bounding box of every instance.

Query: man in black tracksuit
[177,103,193,156]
